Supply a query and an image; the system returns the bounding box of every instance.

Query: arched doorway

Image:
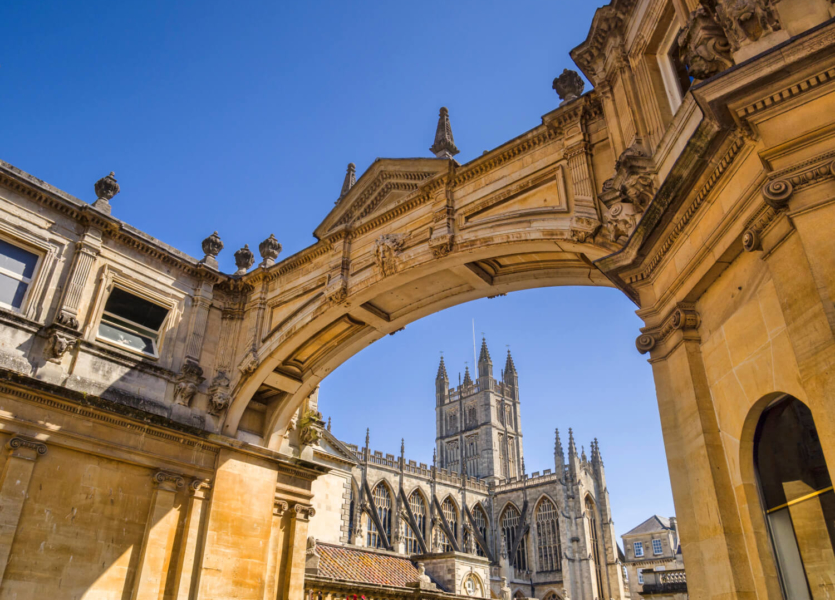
[754,395,835,597]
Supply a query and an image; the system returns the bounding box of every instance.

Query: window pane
[0,272,28,309]
[104,288,168,331]
[0,239,38,279]
[99,317,156,354]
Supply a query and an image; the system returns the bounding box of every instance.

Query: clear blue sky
[2,1,674,539]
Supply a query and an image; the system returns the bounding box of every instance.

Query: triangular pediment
[314,429,361,466]
[314,158,448,240]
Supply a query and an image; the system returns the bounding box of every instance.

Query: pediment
[314,158,448,240]
[316,429,360,466]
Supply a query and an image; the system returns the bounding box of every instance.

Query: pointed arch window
[465,435,479,477]
[347,483,356,543]
[585,497,604,595]
[405,491,427,554]
[755,395,835,597]
[439,497,458,552]
[367,483,392,549]
[501,505,528,571]
[472,504,488,557]
[536,498,561,572]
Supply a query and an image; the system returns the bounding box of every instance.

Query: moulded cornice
[570,0,638,84]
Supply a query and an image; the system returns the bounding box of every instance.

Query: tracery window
[507,437,517,478]
[405,490,426,554]
[498,403,505,425]
[536,497,561,572]
[501,504,528,571]
[505,405,514,429]
[447,410,458,433]
[586,496,604,594]
[347,483,356,542]
[465,435,478,477]
[499,434,506,478]
[446,440,460,472]
[466,404,477,428]
[439,497,458,552]
[366,483,392,549]
[472,503,488,557]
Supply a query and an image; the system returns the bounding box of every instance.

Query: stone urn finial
[552,69,585,105]
[199,231,224,269]
[234,244,255,276]
[259,234,282,268]
[92,172,120,214]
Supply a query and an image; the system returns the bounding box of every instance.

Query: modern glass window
[633,541,644,557]
[472,504,488,557]
[536,497,562,572]
[97,287,169,357]
[366,483,392,549]
[0,238,39,311]
[405,491,426,554]
[652,538,663,555]
[755,395,835,599]
[501,504,528,571]
[586,497,605,594]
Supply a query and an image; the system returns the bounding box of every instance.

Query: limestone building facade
[1,0,835,597]
[306,341,628,600]
[621,516,687,599]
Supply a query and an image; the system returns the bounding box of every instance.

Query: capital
[7,435,48,459]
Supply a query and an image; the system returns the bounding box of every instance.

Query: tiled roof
[316,543,423,588]
[623,515,672,536]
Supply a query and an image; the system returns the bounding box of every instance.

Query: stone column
[282,504,315,600]
[647,327,756,599]
[0,436,47,585]
[56,228,102,328]
[173,479,211,600]
[132,471,185,600]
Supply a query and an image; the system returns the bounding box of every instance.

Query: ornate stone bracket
[174,361,205,407]
[298,408,325,447]
[44,325,80,363]
[710,0,782,53]
[636,304,701,354]
[678,5,733,81]
[207,371,231,416]
[600,144,656,244]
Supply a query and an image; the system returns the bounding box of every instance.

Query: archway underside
[223,237,619,446]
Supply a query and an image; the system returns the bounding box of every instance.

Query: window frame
[652,538,664,555]
[634,541,644,558]
[656,19,688,115]
[91,271,176,361]
[0,229,49,317]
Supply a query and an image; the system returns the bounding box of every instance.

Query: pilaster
[174,479,211,600]
[0,436,47,585]
[282,504,315,600]
[133,471,185,600]
[56,227,102,328]
[185,281,214,364]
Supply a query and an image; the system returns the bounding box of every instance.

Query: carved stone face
[175,381,197,406]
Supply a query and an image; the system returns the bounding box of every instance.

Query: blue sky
[2,1,673,538]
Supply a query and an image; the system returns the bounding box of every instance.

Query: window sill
[95,335,159,361]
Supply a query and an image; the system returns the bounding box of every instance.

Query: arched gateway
[1,2,835,600]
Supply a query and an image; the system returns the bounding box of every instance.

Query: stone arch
[498,500,521,521]
[405,484,430,509]
[215,170,619,442]
[368,478,397,505]
[366,479,395,549]
[533,492,560,513]
[534,495,562,573]
[541,589,562,600]
[512,589,526,599]
[461,571,486,597]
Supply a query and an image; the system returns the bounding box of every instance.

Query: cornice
[0,162,226,283]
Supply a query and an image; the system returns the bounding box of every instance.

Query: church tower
[435,339,523,484]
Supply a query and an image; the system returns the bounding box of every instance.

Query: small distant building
[621,516,686,600]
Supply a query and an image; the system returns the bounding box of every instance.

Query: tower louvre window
[367,483,392,549]
[465,436,478,477]
[536,497,561,572]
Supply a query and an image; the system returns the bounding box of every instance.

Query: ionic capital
[189,478,212,498]
[153,470,186,492]
[292,503,316,521]
[274,500,289,517]
[636,304,701,355]
[7,435,48,459]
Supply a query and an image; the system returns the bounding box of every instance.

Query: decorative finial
[327,416,332,432]
[92,172,120,214]
[233,244,255,276]
[429,107,460,159]
[552,69,585,105]
[259,234,282,268]
[555,428,564,459]
[365,427,370,449]
[521,457,526,476]
[340,163,357,198]
[581,446,587,463]
[200,231,224,269]
[568,428,577,457]
[433,447,437,467]
[401,438,405,458]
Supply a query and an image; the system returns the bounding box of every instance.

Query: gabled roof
[315,429,361,467]
[316,542,433,588]
[623,515,672,537]
[314,158,449,240]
